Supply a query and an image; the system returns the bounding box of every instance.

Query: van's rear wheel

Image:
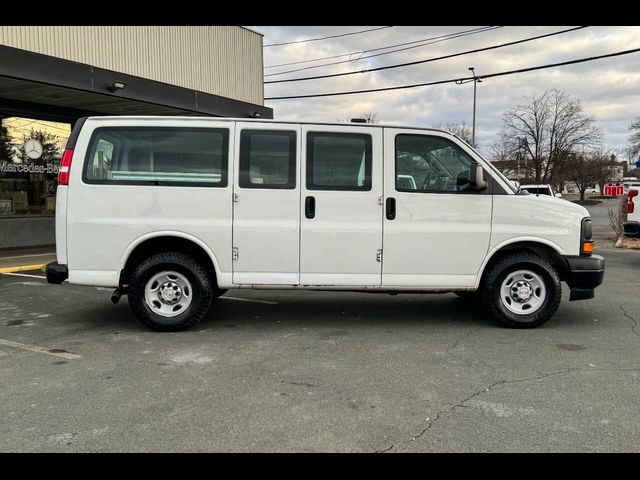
[481,252,561,328]
[128,252,213,331]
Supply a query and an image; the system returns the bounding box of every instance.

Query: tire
[127,252,214,331]
[481,252,561,328]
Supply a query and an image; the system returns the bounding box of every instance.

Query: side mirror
[555,192,563,198]
[473,163,487,191]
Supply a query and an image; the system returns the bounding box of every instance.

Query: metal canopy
[0,44,273,123]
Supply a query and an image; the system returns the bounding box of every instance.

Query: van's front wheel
[481,252,561,328]
[128,252,213,331]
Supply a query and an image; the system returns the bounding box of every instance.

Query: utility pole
[470,67,480,147]
[455,67,482,147]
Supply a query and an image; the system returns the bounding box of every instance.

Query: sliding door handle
[386,197,396,220]
[305,196,316,219]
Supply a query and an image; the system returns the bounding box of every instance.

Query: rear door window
[239,130,296,189]
[306,132,372,191]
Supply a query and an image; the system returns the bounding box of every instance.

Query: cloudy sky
[250,25,640,158]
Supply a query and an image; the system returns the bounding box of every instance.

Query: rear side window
[306,132,372,191]
[83,127,229,187]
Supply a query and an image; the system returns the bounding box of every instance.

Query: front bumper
[623,221,640,238]
[564,255,605,301]
[45,261,68,284]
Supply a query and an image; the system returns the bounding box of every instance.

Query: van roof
[82,116,456,136]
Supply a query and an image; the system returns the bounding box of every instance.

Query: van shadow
[67,292,496,333]
[206,292,495,331]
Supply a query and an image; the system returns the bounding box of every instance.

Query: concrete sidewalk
[0,246,55,273]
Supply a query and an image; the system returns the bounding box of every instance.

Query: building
[0,26,271,249]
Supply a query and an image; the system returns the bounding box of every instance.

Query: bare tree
[433,122,474,146]
[490,140,511,163]
[609,196,627,239]
[358,112,379,124]
[566,149,612,201]
[490,138,536,180]
[498,89,601,183]
[595,151,619,194]
[628,116,640,159]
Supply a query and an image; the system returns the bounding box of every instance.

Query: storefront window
[0,117,70,216]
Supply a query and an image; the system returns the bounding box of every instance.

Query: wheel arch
[118,232,221,288]
[477,238,569,288]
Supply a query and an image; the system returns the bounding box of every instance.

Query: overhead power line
[265,47,640,100]
[264,27,503,78]
[265,26,588,84]
[9,122,70,134]
[5,120,70,136]
[264,26,501,71]
[3,119,40,130]
[263,26,394,48]
[4,118,69,130]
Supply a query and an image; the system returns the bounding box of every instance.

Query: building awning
[0,44,273,122]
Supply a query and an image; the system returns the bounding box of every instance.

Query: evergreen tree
[0,124,15,161]
[15,128,62,165]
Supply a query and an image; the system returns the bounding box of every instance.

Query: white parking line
[0,253,54,260]
[1,272,46,279]
[220,296,278,305]
[0,338,81,359]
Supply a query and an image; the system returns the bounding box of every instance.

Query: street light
[455,67,482,146]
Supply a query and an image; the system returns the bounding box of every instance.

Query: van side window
[87,139,114,180]
[306,132,372,191]
[83,127,228,187]
[239,130,296,189]
[395,135,475,193]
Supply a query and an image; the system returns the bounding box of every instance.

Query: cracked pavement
[1,204,639,452]
[620,305,640,338]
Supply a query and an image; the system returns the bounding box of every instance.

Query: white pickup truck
[46,116,605,331]
[520,184,563,198]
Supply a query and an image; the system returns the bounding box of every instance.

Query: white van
[46,117,604,331]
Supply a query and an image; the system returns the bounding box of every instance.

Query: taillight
[628,189,638,214]
[58,149,73,185]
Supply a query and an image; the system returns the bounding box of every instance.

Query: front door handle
[386,197,396,220]
[305,196,316,219]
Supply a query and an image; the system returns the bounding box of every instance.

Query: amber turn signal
[582,241,594,254]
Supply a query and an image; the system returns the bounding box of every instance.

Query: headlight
[580,217,594,255]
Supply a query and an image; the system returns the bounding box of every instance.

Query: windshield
[452,135,517,193]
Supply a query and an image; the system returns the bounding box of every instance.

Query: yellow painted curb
[0,264,46,274]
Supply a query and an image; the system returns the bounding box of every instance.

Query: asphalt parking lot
[1,200,639,452]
